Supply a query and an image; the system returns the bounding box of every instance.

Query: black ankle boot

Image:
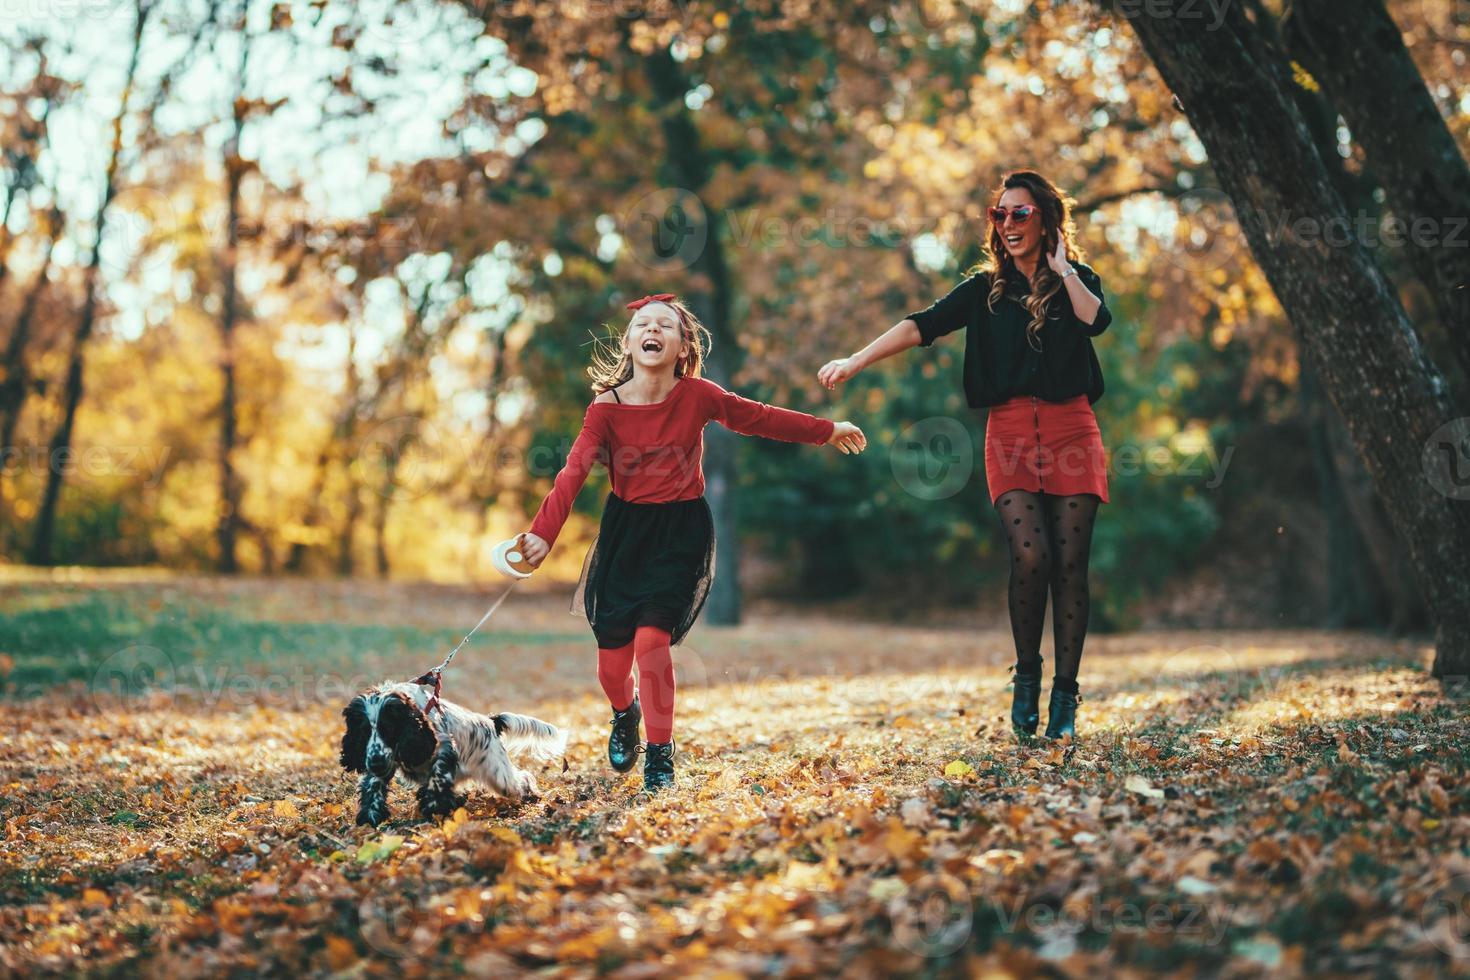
[608,695,642,773]
[1010,668,1042,736]
[1044,687,1081,740]
[643,739,675,792]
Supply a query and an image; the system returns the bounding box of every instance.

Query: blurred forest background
[1,0,1466,632]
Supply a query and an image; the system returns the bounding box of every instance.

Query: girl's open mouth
[641,338,664,353]
[1005,234,1024,248]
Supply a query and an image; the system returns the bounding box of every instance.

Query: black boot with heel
[1010,666,1042,737]
[1044,687,1081,740]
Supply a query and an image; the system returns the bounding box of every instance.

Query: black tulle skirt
[571,493,716,649]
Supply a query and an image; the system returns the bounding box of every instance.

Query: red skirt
[984,394,1110,505]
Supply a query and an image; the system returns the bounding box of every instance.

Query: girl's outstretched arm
[521,405,609,564]
[699,378,861,451]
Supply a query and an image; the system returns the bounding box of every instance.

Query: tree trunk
[0,210,61,456]
[1324,405,1427,632]
[0,167,17,293]
[217,133,245,574]
[1287,0,1470,389]
[1271,5,1405,632]
[1303,361,1383,626]
[28,0,151,565]
[337,482,360,577]
[215,6,253,574]
[0,105,39,294]
[373,448,401,579]
[644,48,743,627]
[0,66,56,295]
[287,329,359,573]
[1114,1,1470,679]
[286,441,331,574]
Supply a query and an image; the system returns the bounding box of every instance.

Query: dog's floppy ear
[382,692,436,769]
[340,695,371,772]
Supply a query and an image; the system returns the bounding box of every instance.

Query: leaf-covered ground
[1,569,1467,977]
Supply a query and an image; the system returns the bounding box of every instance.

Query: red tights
[596,625,674,743]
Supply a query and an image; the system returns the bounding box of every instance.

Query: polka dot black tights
[994,489,1100,687]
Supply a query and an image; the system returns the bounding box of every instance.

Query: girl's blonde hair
[588,297,712,393]
[973,170,1086,351]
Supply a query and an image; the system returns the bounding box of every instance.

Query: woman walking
[818,170,1112,739]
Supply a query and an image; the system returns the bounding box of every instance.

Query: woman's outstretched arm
[819,273,983,389]
[817,319,923,389]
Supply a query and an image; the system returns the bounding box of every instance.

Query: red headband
[626,293,676,311]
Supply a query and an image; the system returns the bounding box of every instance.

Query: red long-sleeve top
[528,376,835,547]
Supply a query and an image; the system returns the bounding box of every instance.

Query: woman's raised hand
[826,421,868,455]
[818,356,861,390]
[1046,236,1074,277]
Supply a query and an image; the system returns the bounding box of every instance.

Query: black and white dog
[339,681,566,827]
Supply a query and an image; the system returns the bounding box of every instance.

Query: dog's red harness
[412,668,446,718]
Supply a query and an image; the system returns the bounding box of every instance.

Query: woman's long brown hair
[587,297,712,393]
[975,170,1086,350]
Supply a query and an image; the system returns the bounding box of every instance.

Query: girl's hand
[516,532,550,567]
[818,356,862,390]
[1045,237,1074,277]
[826,421,868,455]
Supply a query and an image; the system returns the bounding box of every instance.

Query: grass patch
[0,587,578,695]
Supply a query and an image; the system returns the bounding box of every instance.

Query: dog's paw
[416,785,467,820]
[517,773,541,800]
[356,803,389,828]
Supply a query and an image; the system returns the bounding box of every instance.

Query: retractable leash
[413,537,536,717]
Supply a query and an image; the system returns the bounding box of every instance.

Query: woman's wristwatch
[1061,267,1078,280]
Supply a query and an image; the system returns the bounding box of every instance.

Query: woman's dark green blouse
[905,262,1112,408]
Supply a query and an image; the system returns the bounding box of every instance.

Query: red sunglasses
[988,205,1037,226]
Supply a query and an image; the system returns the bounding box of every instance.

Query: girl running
[517,293,867,791]
[818,170,1112,740]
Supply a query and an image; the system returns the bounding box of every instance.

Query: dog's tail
[492,713,567,761]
